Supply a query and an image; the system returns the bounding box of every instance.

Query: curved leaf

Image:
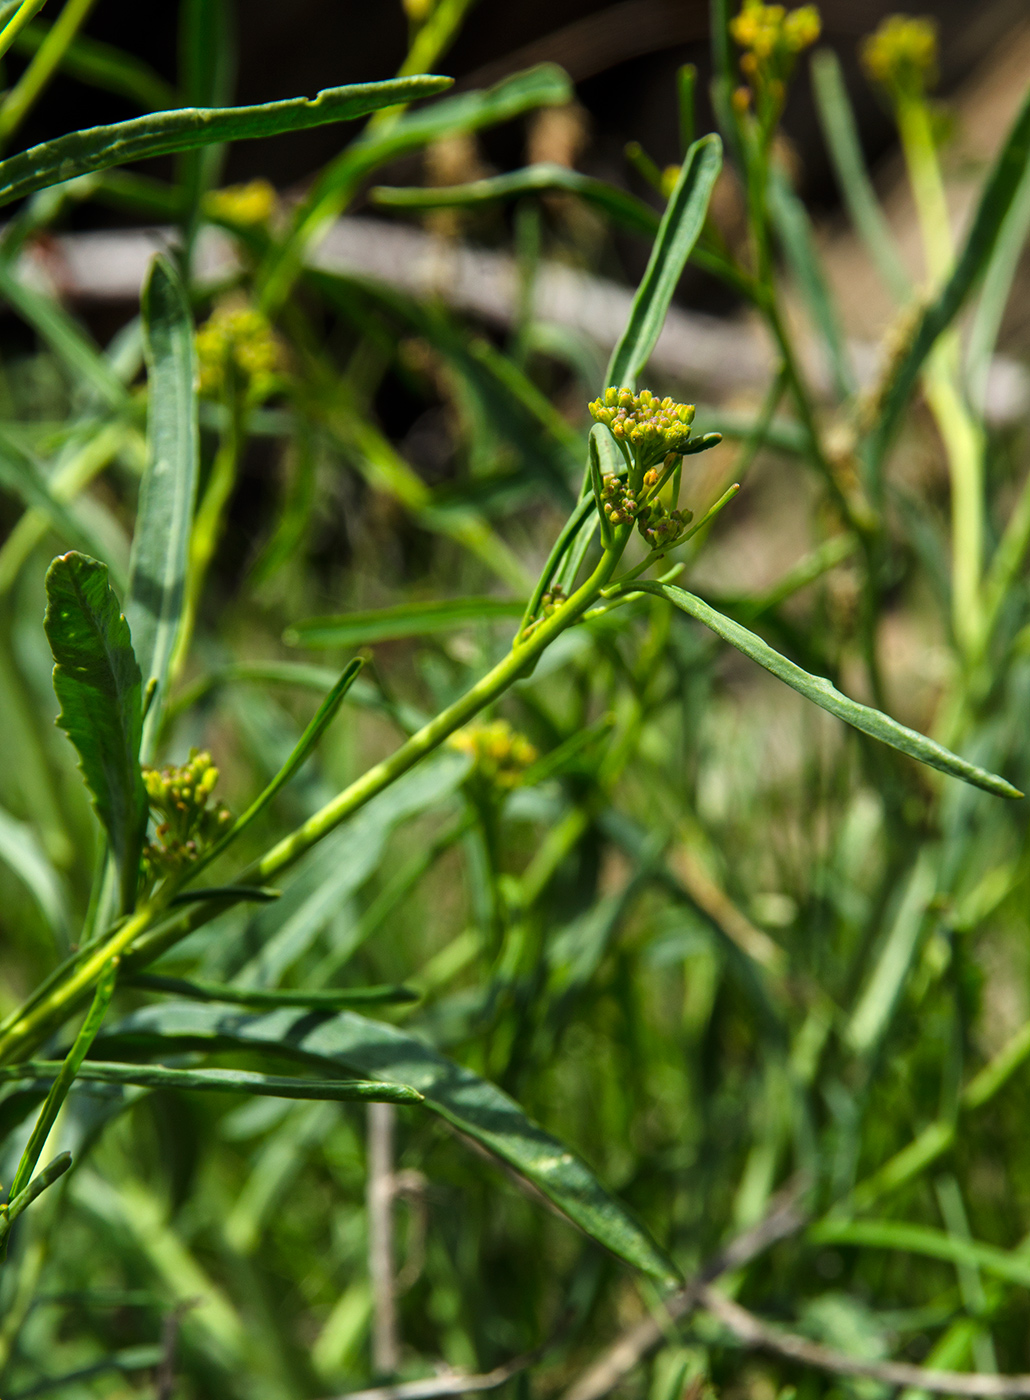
[127,255,198,758]
[372,163,661,238]
[0,74,453,208]
[43,552,147,911]
[606,133,722,390]
[636,581,1021,799]
[100,1000,681,1286]
[285,598,525,648]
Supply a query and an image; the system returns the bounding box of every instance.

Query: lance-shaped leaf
[606,133,722,390]
[284,597,525,648]
[127,255,198,758]
[0,74,453,208]
[44,552,147,910]
[100,1000,681,1286]
[632,581,1022,800]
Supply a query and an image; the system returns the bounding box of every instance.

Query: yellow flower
[196,303,282,402]
[450,720,538,790]
[589,387,696,467]
[204,179,277,228]
[730,0,820,120]
[861,14,938,100]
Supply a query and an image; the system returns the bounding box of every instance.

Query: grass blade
[810,48,909,300]
[7,957,116,1199]
[0,74,453,208]
[768,167,855,399]
[183,658,365,885]
[634,581,1022,799]
[0,803,70,945]
[605,134,722,389]
[126,255,198,757]
[43,552,147,911]
[0,1060,423,1103]
[0,1152,71,1253]
[868,82,1030,467]
[0,429,117,573]
[102,1000,681,1286]
[285,598,525,648]
[810,1218,1030,1290]
[371,163,661,238]
[126,973,418,1009]
[966,159,1030,414]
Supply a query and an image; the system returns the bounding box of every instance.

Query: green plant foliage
[42,553,147,912]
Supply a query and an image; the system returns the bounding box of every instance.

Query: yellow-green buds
[203,179,278,228]
[730,0,821,120]
[450,719,538,790]
[196,302,282,403]
[141,749,232,883]
[589,388,696,468]
[861,14,938,101]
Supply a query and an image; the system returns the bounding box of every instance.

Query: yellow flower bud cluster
[196,303,281,402]
[589,388,696,468]
[539,584,567,618]
[450,720,538,790]
[203,179,278,228]
[141,748,232,882]
[861,14,937,101]
[730,0,820,118]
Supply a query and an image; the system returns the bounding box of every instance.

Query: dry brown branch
[560,1187,807,1400]
[700,1286,1030,1397]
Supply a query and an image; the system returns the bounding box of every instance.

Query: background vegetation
[1,2,1030,1398]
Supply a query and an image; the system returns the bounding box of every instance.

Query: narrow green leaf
[809,1218,1030,1291]
[635,581,1022,799]
[606,133,722,389]
[0,1152,71,1251]
[868,82,1030,466]
[101,1000,681,1285]
[127,255,199,758]
[126,974,419,1009]
[966,158,1030,413]
[371,163,661,238]
[810,48,909,300]
[183,658,364,884]
[0,429,116,571]
[0,1060,423,1104]
[0,803,70,943]
[43,552,147,910]
[0,75,453,208]
[8,957,116,1199]
[768,168,855,400]
[285,598,525,649]
[0,258,127,407]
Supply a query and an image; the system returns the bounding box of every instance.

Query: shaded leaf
[100,999,681,1285]
[43,552,147,911]
[285,598,525,648]
[127,255,198,758]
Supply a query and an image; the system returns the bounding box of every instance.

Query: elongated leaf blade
[637,581,1021,799]
[809,1218,1030,1290]
[102,1000,680,1285]
[868,81,1030,466]
[126,973,418,1008]
[0,803,70,942]
[0,75,453,208]
[43,552,147,909]
[127,255,198,758]
[285,597,525,648]
[1,1060,423,1103]
[372,163,661,238]
[605,133,722,389]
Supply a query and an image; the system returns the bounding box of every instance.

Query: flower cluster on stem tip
[196,302,282,403]
[589,388,696,468]
[204,179,278,228]
[730,0,820,121]
[142,749,232,885]
[599,473,693,550]
[450,720,538,790]
[861,14,937,102]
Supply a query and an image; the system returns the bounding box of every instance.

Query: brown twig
[561,1185,807,1400]
[154,1298,197,1400]
[700,1286,1030,1397]
[329,1328,564,1400]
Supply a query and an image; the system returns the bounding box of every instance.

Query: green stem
[0,0,47,66]
[0,534,630,1065]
